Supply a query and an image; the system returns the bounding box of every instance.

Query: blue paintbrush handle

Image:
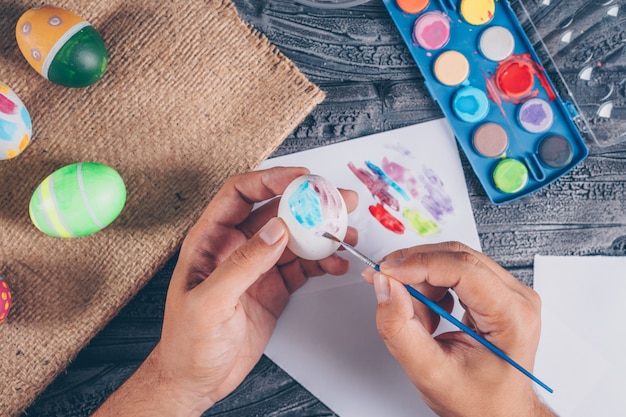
[402,284,553,393]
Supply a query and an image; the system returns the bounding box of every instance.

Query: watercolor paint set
[382,0,590,204]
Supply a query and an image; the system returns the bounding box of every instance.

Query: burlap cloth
[0,1,325,415]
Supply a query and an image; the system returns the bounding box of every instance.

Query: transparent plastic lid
[514,0,625,147]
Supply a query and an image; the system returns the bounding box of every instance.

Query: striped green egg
[29,162,126,238]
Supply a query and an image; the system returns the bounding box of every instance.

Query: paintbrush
[322,232,553,393]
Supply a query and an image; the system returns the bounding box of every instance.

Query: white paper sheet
[534,255,626,416]
[259,119,481,416]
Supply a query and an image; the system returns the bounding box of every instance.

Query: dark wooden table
[24,0,626,415]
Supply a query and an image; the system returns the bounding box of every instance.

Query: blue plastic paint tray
[382,0,591,204]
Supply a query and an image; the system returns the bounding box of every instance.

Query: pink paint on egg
[412,11,450,51]
[0,94,16,114]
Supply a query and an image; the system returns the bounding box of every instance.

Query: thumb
[197,217,288,304]
[374,273,446,384]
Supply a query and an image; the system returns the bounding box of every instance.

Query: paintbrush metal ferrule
[322,232,380,271]
[321,232,553,393]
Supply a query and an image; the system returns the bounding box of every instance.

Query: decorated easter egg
[0,277,12,324]
[277,174,348,260]
[0,82,32,160]
[16,5,108,87]
[29,162,126,238]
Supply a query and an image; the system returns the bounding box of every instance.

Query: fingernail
[373,273,390,304]
[259,218,286,245]
[379,258,403,271]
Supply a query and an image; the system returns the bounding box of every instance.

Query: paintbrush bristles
[322,232,341,242]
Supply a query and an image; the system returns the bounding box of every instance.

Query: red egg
[0,277,12,323]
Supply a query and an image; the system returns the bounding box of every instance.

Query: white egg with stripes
[29,162,126,238]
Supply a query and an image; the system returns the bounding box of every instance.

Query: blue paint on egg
[288,180,324,229]
[0,119,17,141]
[21,106,32,130]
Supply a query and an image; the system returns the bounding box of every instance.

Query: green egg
[29,162,126,238]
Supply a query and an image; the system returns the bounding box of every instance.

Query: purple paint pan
[518,98,554,133]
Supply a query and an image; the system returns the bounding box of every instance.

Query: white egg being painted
[277,174,348,260]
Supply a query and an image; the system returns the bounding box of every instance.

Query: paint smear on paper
[384,143,413,158]
[365,160,410,201]
[381,157,419,198]
[349,156,454,237]
[420,167,453,221]
[370,203,405,234]
[403,208,439,236]
[348,162,400,211]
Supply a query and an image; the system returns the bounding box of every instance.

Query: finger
[462,310,479,332]
[237,197,281,239]
[199,167,309,229]
[335,225,358,251]
[277,260,310,294]
[313,253,351,276]
[382,241,523,291]
[278,226,359,281]
[379,250,514,333]
[275,222,357,267]
[377,244,462,291]
[364,256,450,331]
[278,252,352,294]
[339,188,359,213]
[374,273,447,388]
[196,217,288,305]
